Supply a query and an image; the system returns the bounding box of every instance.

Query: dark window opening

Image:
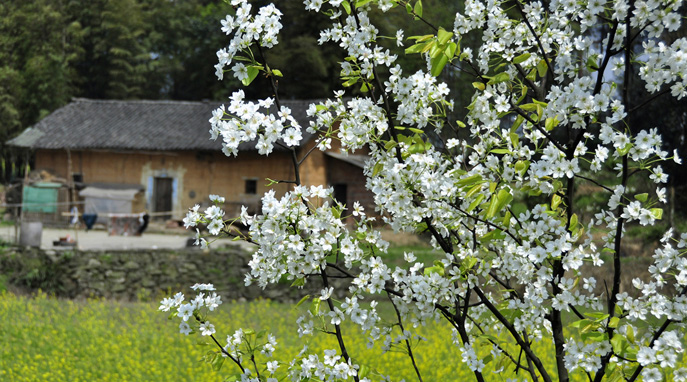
[332,183,347,208]
[245,179,257,194]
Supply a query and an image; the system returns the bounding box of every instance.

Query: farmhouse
[8,98,372,223]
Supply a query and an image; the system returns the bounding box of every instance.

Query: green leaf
[420,40,435,54]
[627,325,635,344]
[514,160,528,175]
[372,162,383,176]
[456,120,466,128]
[405,42,428,54]
[609,316,620,329]
[520,103,538,111]
[486,192,500,219]
[502,210,512,226]
[611,334,628,354]
[512,115,524,131]
[465,183,484,198]
[489,182,497,193]
[650,208,663,220]
[407,34,434,42]
[545,116,559,131]
[536,59,548,77]
[413,0,423,17]
[551,194,562,210]
[295,295,311,308]
[586,56,599,71]
[310,298,321,316]
[457,174,483,187]
[212,354,225,371]
[342,1,351,14]
[467,194,485,213]
[406,2,413,14]
[494,189,513,217]
[408,142,426,154]
[342,77,359,87]
[617,142,633,156]
[445,42,457,58]
[272,69,283,77]
[581,331,608,342]
[360,82,370,92]
[472,82,485,91]
[359,365,370,379]
[291,278,305,287]
[488,72,510,84]
[384,140,398,151]
[517,86,528,104]
[490,148,511,154]
[241,66,260,86]
[509,132,519,147]
[424,265,444,276]
[569,213,578,230]
[569,318,592,329]
[513,52,531,65]
[430,53,449,76]
[634,193,648,202]
[437,27,453,45]
[355,0,372,8]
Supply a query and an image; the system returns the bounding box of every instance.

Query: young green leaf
[414,0,423,17]
[513,52,531,65]
[437,27,453,45]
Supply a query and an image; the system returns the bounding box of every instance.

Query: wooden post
[66,148,79,247]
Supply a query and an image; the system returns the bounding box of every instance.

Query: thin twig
[388,295,424,382]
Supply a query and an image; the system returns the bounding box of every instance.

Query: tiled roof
[8,98,317,151]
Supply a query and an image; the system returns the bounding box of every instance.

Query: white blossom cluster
[159,283,222,336]
[208,90,302,156]
[287,348,358,381]
[306,93,387,151]
[215,0,282,81]
[240,185,381,288]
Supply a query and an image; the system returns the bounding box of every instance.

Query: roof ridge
[70,98,220,106]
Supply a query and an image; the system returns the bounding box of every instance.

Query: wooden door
[154,177,173,220]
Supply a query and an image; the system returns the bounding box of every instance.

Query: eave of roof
[324,152,369,169]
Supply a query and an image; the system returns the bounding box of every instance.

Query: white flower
[209,194,225,203]
[179,322,192,335]
[642,367,662,382]
[199,321,216,336]
[232,63,249,81]
[177,303,195,322]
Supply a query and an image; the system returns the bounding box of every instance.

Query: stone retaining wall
[0,246,345,302]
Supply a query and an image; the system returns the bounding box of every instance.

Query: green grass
[0,291,558,381]
[385,243,440,267]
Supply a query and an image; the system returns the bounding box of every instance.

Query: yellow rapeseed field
[0,291,562,381]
